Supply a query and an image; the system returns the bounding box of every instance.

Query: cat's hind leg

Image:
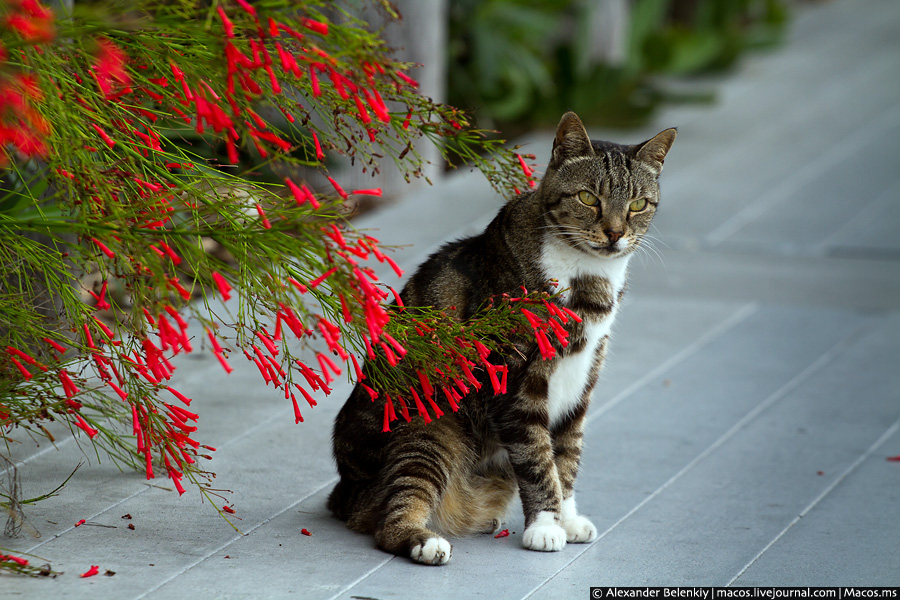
[373,426,457,565]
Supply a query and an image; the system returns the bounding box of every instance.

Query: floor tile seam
[324,556,396,600]
[704,102,900,246]
[725,415,900,586]
[523,325,863,599]
[585,302,759,427]
[134,475,338,600]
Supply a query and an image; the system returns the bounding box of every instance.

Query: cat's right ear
[550,112,594,168]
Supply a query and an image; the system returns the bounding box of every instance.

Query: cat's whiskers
[633,235,667,270]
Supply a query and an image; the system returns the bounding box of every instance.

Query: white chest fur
[540,240,631,428]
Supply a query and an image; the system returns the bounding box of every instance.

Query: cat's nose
[606,230,624,243]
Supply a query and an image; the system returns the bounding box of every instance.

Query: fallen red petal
[494,529,510,538]
[80,565,100,578]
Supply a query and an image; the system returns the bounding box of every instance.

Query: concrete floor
[3,0,899,596]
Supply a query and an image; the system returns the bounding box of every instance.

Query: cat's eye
[629,198,648,212]
[577,191,599,207]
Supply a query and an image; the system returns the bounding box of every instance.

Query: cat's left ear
[551,111,594,167]
[635,128,677,170]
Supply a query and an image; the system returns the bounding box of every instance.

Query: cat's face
[539,112,676,258]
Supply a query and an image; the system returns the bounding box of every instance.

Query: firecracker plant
[0,0,564,575]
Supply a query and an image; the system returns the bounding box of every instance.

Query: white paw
[522,515,567,552]
[410,537,452,565]
[562,515,597,543]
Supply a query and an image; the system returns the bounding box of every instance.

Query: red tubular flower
[353,95,371,124]
[560,306,582,323]
[417,370,434,401]
[93,316,115,341]
[95,37,130,95]
[217,6,235,38]
[425,393,444,420]
[166,403,199,423]
[300,17,328,36]
[255,331,279,357]
[287,393,303,423]
[520,308,544,330]
[311,130,324,161]
[535,329,556,360]
[317,352,342,379]
[309,266,338,288]
[254,203,272,229]
[350,353,365,382]
[3,553,30,567]
[165,277,190,302]
[396,70,419,88]
[59,369,80,397]
[472,340,491,362]
[455,356,481,390]
[167,386,192,406]
[393,393,411,423]
[90,237,115,259]
[410,388,431,424]
[547,317,569,347]
[326,175,348,200]
[211,271,232,301]
[383,255,404,278]
[361,383,378,401]
[9,356,32,380]
[295,383,318,408]
[382,403,392,432]
[42,337,67,354]
[494,529,510,538]
[107,380,128,402]
[352,188,382,197]
[309,66,321,97]
[90,122,115,148]
[235,0,256,16]
[484,362,502,395]
[381,332,407,358]
[379,342,398,367]
[215,352,234,374]
[80,565,100,578]
[74,414,98,438]
[442,386,460,412]
[517,154,534,178]
[265,64,281,93]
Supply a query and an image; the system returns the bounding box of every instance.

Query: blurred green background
[447,0,789,134]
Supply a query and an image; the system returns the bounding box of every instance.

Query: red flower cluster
[4,0,54,43]
[0,1,54,163]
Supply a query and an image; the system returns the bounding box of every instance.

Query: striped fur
[328,112,675,565]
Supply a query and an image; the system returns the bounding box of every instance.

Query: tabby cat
[328,112,675,565]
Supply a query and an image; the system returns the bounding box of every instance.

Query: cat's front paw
[410,537,452,565]
[522,513,567,552]
[562,515,597,543]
